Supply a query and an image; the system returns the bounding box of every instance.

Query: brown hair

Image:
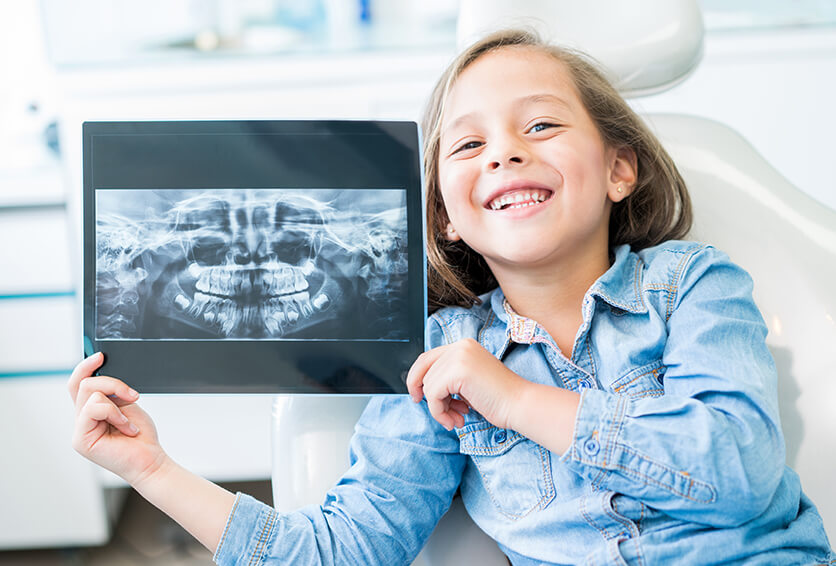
[423,28,692,313]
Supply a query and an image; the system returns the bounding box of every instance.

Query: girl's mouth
[486,189,553,211]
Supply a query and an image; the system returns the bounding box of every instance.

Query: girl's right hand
[69,353,168,487]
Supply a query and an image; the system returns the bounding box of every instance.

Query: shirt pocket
[609,359,666,400]
[458,420,555,519]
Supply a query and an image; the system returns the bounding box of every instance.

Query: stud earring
[617,185,624,194]
[445,223,460,241]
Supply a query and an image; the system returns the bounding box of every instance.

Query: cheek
[559,144,610,191]
[438,162,477,202]
[437,168,461,213]
[438,183,473,230]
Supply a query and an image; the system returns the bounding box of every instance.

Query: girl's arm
[406,338,580,454]
[131,457,235,552]
[213,394,466,565]
[69,354,234,552]
[71,353,466,565]
[549,246,785,527]
[409,245,785,527]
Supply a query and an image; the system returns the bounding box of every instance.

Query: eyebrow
[518,93,574,111]
[441,93,574,139]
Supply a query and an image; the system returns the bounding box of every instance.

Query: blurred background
[0,0,834,564]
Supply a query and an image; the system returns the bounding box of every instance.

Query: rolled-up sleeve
[215,319,466,565]
[561,246,785,527]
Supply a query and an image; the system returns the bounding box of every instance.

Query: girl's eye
[528,122,558,133]
[453,140,482,154]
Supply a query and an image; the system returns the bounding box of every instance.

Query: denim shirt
[214,241,834,565]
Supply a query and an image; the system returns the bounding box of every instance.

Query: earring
[445,223,460,241]
[617,185,624,194]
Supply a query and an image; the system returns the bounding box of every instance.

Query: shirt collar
[486,244,647,339]
[587,244,647,314]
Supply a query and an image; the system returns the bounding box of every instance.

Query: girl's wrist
[508,381,580,454]
[506,376,536,432]
[129,449,173,492]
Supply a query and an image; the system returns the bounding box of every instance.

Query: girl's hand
[406,338,526,431]
[68,353,168,487]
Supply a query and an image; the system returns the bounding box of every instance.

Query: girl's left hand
[406,338,526,431]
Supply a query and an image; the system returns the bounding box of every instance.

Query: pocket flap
[610,359,666,398]
[458,422,525,457]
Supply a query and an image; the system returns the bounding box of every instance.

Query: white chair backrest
[457,0,704,97]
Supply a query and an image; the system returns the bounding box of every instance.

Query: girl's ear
[608,146,638,202]
[444,221,461,242]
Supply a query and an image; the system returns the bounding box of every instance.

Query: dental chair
[272,2,836,562]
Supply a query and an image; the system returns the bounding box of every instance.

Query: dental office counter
[2,25,835,549]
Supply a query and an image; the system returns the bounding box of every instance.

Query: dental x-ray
[95,188,408,341]
[83,121,425,393]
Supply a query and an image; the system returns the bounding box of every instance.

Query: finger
[449,409,465,429]
[75,376,139,415]
[68,352,104,402]
[449,398,470,416]
[406,346,448,402]
[426,394,459,431]
[78,392,140,439]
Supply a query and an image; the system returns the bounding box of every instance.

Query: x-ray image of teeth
[95,188,408,341]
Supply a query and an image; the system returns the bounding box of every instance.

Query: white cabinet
[0,175,106,549]
[0,208,74,295]
[0,376,110,548]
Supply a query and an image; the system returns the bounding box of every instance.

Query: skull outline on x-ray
[95,189,408,340]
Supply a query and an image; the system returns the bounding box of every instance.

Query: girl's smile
[484,181,554,212]
[437,47,635,278]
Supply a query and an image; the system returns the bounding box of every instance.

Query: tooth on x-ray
[95,188,408,341]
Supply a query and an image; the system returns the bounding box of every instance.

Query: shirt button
[493,429,507,444]
[577,379,590,390]
[583,438,600,456]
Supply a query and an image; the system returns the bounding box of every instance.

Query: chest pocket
[609,359,666,399]
[458,420,555,519]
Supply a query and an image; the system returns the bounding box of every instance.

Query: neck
[488,242,611,337]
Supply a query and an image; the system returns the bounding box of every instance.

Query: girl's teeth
[490,190,549,210]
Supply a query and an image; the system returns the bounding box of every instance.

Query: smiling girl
[69,29,833,565]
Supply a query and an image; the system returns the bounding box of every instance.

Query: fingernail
[128,423,139,434]
[128,388,139,398]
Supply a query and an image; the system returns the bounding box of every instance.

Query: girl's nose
[484,138,529,171]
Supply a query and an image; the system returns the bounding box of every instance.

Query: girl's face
[437,47,633,275]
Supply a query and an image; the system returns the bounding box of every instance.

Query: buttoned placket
[502,297,599,393]
[501,297,642,546]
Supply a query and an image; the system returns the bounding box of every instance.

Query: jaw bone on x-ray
[95,188,408,341]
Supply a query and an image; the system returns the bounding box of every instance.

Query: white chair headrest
[457,0,704,97]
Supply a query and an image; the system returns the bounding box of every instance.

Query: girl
[69,30,834,565]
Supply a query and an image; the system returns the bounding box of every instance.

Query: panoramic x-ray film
[83,120,424,394]
[95,188,408,341]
